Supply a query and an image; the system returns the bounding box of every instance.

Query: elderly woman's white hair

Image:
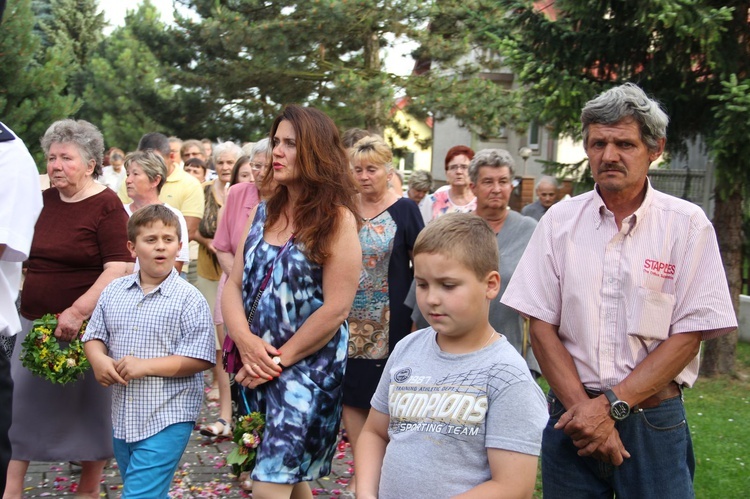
[249,138,271,159]
[41,119,105,178]
[212,141,244,163]
[468,148,516,184]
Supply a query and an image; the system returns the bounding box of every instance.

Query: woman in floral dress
[222,105,362,499]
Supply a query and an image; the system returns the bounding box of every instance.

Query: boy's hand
[90,355,127,387]
[115,356,150,381]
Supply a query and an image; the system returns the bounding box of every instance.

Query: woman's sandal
[206,385,220,401]
[238,471,253,491]
[200,418,232,438]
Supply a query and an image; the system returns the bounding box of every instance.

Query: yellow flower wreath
[20,314,91,384]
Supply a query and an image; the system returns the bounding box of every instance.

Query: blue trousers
[542,392,695,499]
[113,422,193,498]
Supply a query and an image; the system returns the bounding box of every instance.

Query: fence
[648,168,713,218]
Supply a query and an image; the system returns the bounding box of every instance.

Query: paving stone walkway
[20,387,354,498]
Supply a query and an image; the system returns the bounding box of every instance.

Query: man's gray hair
[536,175,558,190]
[469,148,516,184]
[581,83,669,152]
[249,138,271,159]
[213,141,243,163]
[409,170,433,192]
[138,132,170,158]
[41,119,104,178]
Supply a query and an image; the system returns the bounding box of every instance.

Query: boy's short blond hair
[128,204,181,243]
[414,213,499,280]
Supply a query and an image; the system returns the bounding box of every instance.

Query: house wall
[384,109,433,173]
[431,116,558,189]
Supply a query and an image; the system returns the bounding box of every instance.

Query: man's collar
[166,165,181,182]
[628,178,654,235]
[592,179,653,234]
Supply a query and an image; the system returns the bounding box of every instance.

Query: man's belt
[634,381,682,410]
[586,381,682,411]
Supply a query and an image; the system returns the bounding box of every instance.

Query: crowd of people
[0,82,737,499]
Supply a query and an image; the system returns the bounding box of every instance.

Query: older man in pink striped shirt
[502,83,736,499]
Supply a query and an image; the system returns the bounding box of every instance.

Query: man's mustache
[598,163,626,174]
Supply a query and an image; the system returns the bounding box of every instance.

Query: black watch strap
[604,389,618,406]
[604,389,630,420]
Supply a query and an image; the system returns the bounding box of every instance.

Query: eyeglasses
[250,162,265,171]
[447,164,469,172]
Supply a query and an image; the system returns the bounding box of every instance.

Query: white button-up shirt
[0,123,42,337]
[502,181,736,389]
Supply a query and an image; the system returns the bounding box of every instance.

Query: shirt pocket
[626,287,675,341]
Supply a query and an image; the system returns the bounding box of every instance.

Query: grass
[532,342,750,497]
[691,341,750,497]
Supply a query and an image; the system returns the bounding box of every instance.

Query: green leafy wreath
[20,313,91,385]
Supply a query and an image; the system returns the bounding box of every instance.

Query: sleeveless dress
[344,197,423,408]
[241,202,348,484]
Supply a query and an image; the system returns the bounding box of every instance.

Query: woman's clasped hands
[234,333,283,388]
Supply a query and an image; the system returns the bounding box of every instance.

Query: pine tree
[79,2,182,150]
[403,0,524,139]
[0,0,79,166]
[30,0,54,48]
[480,0,750,374]
[41,0,107,102]
[163,0,428,138]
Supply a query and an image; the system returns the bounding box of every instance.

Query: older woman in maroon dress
[5,120,133,499]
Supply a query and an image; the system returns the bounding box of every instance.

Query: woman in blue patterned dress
[342,136,424,494]
[222,105,362,499]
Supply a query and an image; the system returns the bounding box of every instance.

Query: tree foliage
[0,0,79,166]
[78,1,214,150]
[477,0,750,374]
[161,0,428,139]
[480,1,746,153]
[403,1,526,138]
[42,0,105,67]
[41,0,107,106]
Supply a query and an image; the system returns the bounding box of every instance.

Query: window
[528,121,540,150]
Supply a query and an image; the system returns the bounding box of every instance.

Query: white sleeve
[177,212,190,263]
[0,124,43,262]
[0,123,43,336]
[166,204,190,263]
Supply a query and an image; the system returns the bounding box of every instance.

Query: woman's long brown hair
[262,105,361,265]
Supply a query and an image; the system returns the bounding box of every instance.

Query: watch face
[611,401,630,420]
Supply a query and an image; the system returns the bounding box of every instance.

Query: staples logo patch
[643,259,675,279]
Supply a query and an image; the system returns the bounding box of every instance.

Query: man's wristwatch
[604,389,630,421]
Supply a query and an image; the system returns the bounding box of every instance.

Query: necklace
[481,329,498,349]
